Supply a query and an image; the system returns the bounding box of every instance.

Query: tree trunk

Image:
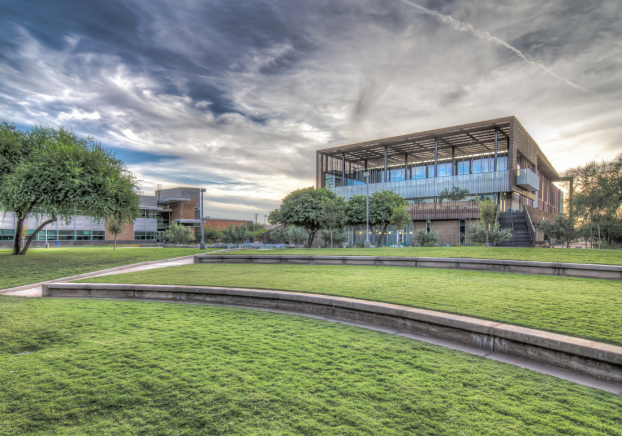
[12,216,25,255]
[20,218,56,255]
[114,234,117,250]
[306,229,317,248]
[597,219,601,250]
[376,225,388,246]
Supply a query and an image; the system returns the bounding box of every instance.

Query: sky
[1,0,621,220]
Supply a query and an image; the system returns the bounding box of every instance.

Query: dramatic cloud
[1,0,621,219]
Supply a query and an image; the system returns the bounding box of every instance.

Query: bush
[161,221,195,244]
[415,228,439,247]
[467,222,512,246]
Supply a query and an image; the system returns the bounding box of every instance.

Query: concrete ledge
[195,254,622,281]
[44,283,622,383]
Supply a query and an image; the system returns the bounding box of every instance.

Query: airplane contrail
[402,0,601,99]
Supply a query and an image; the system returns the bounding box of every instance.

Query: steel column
[404,153,408,181]
[495,129,499,173]
[434,139,438,177]
[384,147,388,182]
[342,153,346,187]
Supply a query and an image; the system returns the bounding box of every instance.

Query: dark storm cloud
[1,0,621,219]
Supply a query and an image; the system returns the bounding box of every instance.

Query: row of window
[0,230,106,241]
[134,232,159,240]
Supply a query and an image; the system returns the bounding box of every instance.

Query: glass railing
[328,170,509,201]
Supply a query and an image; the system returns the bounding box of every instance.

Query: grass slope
[0,247,218,290]
[230,247,622,265]
[81,264,622,346]
[1,297,621,435]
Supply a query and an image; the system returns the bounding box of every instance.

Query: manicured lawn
[1,297,621,435]
[0,246,219,290]
[81,264,622,346]
[231,246,622,265]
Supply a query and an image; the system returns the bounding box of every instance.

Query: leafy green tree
[534,214,578,248]
[415,228,439,247]
[566,154,622,249]
[287,226,308,246]
[0,123,140,255]
[319,197,347,248]
[203,226,221,243]
[161,221,195,245]
[438,186,469,202]
[321,228,349,246]
[269,187,338,248]
[106,218,128,250]
[270,226,290,244]
[478,199,497,230]
[220,224,249,244]
[346,195,367,226]
[391,205,410,232]
[368,190,408,245]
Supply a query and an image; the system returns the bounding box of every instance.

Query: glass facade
[134,232,159,240]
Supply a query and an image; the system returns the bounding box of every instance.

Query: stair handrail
[523,205,537,247]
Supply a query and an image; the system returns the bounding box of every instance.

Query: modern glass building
[316,117,563,246]
[0,186,250,247]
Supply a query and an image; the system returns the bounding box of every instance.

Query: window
[426,220,431,233]
[140,210,158,219]
[457,161,470,175]
[92,231,105,240]
[427,165,435,178]
[145,232,158,240]
[414,166,426,179]
[76,230,91,241]
[134,232,146,240]
[46,230,57,240]
[0,229,14,241]
[58,230,75,240]
[497,156,507,171]
[437,163,452,177]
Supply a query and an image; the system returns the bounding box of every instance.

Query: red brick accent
[105,219,134,241]
[202,219,250,230]
[171,199,197,221]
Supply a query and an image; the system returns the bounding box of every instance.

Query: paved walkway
[2,257,194,298]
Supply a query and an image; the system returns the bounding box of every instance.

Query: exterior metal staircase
[497,211,533,247]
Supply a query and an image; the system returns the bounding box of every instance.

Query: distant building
[0,186,251,247]
[316,117,563,246]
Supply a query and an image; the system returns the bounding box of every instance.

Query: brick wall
[105,219,134,241]
[171,199,197,221]
[203,219,252,230]
[430,220,460,245]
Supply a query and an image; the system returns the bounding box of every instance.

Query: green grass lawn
[230,246,622,265]
[80,264,622,346]
[1,297,621,435]
[0,246,219,290]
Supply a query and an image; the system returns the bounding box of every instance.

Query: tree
[0,123,140,255]
[269,187,338,248]
[161,221,195,245]
[391,205,410,232]
[319,197,347,248]
[106,218,128,250]
[438,186,469,202]
[566,154,622,249]
[346,195,367,226]
[368,190,408,245]
[287,226,308,245]
[220,224,249,244]
[415,228,439,247]
[203,226,221,243]
[270,226,290,244]
[321,228,349,246]
[534,214,578,248]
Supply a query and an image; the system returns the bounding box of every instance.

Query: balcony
[328,170,509,202]
[408,201,480,220]
[516,168,539,192]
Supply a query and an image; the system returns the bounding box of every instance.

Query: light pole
[363,171,370,248]
[200,188,206,249]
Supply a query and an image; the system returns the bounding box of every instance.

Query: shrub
[415,228,439,247]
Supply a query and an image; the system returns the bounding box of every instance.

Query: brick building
[317,117,563,247]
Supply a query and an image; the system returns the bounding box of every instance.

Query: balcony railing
[408,201,481,220]
[328,170,509,201]
[517,168,539,192]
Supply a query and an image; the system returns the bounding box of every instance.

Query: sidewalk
[2,257,194,298]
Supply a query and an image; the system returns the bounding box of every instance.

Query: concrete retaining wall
[44,283,622,382]
[195,254,622,280]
